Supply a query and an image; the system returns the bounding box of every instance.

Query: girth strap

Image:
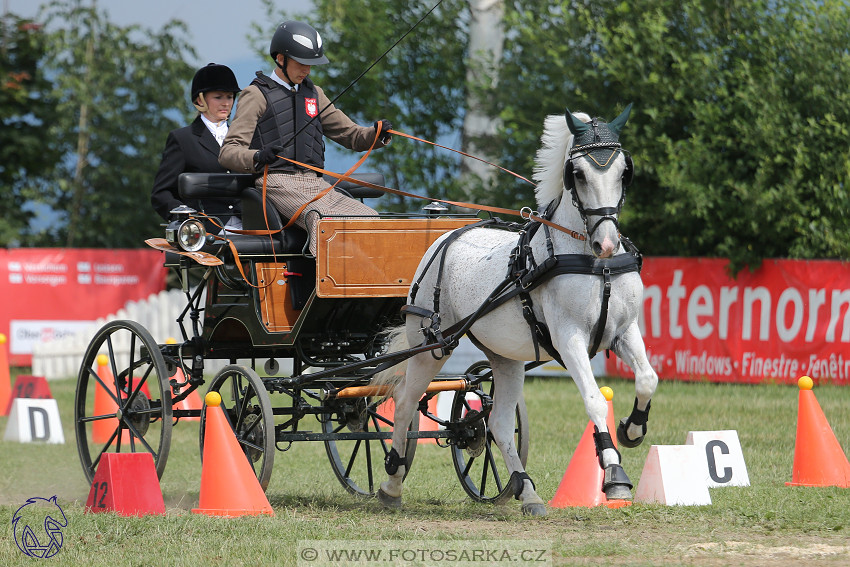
[588,267,612,356]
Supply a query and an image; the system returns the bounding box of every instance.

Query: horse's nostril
[592,242,602,256]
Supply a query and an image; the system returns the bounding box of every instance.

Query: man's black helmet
[269,20,329,65]
[190,63,240,101]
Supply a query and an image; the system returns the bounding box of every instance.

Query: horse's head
[562,104,633,258]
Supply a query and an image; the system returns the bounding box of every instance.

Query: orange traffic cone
[786,376,850,488]
[192,391,274,517]
[93,354,120,444]
[549,387,631,508]
[0,333,11,417]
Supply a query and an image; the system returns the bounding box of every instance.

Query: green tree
[27,0,196,247]
[495,0,850,272]
[0,14,51,246]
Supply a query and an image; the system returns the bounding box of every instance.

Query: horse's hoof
[521,502,548,517]
[602,464,633,501]
[604,484,633,501]
[617,418,644,448]
[377,488,402,510]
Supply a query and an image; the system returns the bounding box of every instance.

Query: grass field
[1,369,849,566]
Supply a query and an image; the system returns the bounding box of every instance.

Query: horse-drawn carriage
[74,106,659,516]
[74,170,530,504]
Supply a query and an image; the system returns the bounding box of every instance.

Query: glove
[254,145,284,166]
[374,120,393,144]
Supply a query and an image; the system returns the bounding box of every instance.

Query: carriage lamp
[165,205,207,252]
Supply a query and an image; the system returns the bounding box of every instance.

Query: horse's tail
[371,324,409,397]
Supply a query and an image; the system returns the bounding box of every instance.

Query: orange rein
[193,122,588,285]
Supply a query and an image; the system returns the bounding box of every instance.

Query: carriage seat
[177,172,386,257]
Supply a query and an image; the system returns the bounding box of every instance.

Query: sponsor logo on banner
[305,97,318,117]
[10,321,93,356]
[606,258,850,384]
[0,249,166,365]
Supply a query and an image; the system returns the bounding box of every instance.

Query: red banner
[605,258,850,385]
[1,249,166,366]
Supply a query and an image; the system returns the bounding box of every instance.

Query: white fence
[30,288,225,380]
[31,288,596,381]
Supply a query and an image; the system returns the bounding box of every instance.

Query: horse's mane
[532,111,591,207]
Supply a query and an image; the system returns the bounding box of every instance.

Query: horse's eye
[574,170,586,182]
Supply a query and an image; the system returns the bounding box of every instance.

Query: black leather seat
[177,172,385,257]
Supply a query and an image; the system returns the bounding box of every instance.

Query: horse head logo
[12,496,68,559]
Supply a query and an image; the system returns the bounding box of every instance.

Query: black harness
[402,211,642,365]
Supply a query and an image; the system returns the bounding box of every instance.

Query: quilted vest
[250,72,325,171]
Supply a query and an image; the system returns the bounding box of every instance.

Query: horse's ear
[608,103,633,136]
[564,108,591,135]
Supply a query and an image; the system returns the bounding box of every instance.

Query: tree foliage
[496,0,850,272]
[3,0,196,248]
[265,0,850,273]
[0,14,51,246]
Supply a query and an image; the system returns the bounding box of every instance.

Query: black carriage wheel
[450,361,529,504]
[323,396,418,497]
[74,320,173,485]
[199,365,275,491]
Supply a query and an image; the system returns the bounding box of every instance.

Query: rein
[276,150,588,242]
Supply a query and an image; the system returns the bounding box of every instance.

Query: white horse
[375,105,659,516]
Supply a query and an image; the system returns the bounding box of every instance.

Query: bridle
[562,119,634,241]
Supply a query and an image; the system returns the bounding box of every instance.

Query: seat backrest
[178,173,255,200]
[241,186,285,230]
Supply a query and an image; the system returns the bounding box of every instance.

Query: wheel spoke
[344,439,363,478]
[238,438,264,454]
[121,418,157,457]
[105,335,121,395]
[126,363,156,406]
[365,437,374,494]
[462,454,475,478]
[484,438,504,493]
[370,412,391,454]
[88,365,122,407]
[479,443,491,495]
[128,332,138,402]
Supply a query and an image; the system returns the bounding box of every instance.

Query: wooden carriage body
[200,217,476,361]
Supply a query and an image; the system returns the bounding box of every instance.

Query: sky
[4,0,312,85]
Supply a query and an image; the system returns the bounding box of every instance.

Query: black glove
[374,120,393,144]
[254,145,284,166]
